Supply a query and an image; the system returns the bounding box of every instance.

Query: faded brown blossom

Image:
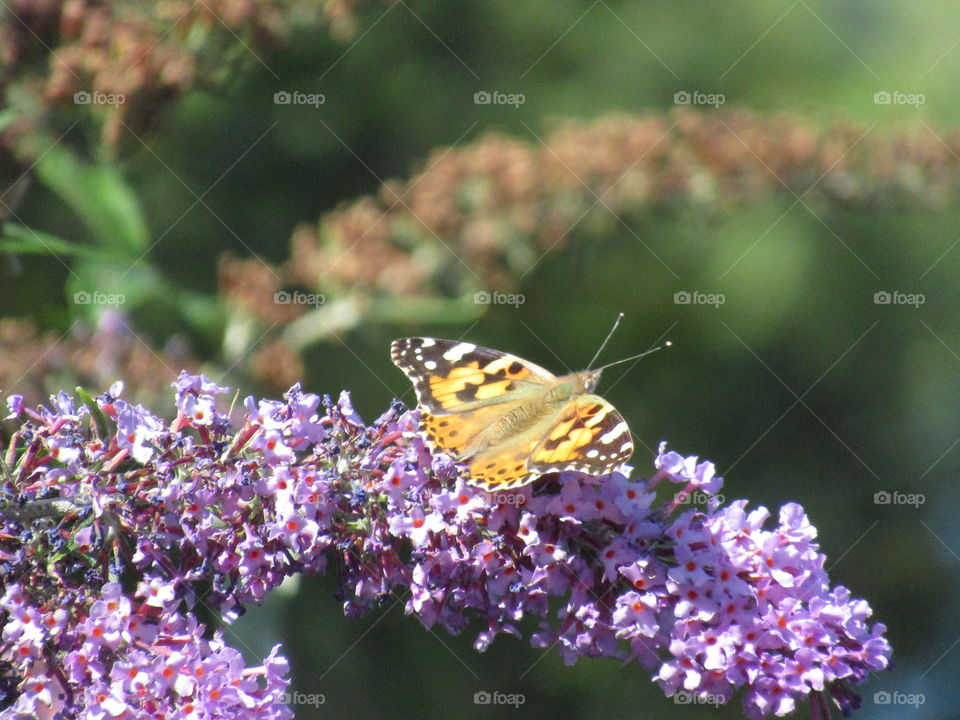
[199,108,960,387]
[9,104,960,396]
[242,109,960,326]
[0,314,195,410]
[0,0,332,161]
[218,253,306,326]
[248,337,305,392]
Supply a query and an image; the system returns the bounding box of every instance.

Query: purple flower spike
[0,378,890,718]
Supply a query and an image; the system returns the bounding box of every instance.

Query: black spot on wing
[455,383,482,403]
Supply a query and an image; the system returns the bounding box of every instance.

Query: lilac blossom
[0,373,891,718]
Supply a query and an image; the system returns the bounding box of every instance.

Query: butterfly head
[575,369,604,393]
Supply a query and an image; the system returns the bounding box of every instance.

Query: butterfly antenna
[586,313,625,369]
[596,340,672,371]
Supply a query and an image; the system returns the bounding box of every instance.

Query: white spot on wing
[585,410,608,427]
[600,422,629,444]
[424,360,437,370]
[420,338,436,347]
[442,342,476,362]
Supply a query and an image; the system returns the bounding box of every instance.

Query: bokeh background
[1,1,958,718]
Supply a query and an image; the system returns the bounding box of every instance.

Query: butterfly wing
[391,338,634,491]
[526,394,633,475]
[391,338,556,462]
[466,432,546,490]
[466,395,633,491]
[390,338,555,414]
[419,404,528,458]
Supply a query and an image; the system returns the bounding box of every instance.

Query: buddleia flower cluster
[0,374,890,718]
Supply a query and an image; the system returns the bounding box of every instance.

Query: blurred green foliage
[3,1,959,718]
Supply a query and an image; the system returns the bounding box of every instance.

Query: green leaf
[76,386,110,440]
[34,144,150,254]
[0,109,18,133]
[0,223,103,259]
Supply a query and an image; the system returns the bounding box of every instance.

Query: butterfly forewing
[390,338,554,414]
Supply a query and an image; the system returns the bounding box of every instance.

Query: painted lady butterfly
[391,336,665,491]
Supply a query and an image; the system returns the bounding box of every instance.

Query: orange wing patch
[532,428,596,465]
[528,397,632,475]
[422,412,473,456]
[530,401,603,464]
[426,358,539,410]
[420,401,522,458]
[427,363,485,410]
[477,355,540,380]
[467,437,542,489]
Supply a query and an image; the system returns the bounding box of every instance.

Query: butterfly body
[391,338,633,491]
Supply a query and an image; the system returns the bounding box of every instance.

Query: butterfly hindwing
[467,434,544,490]
[528,395,633,475]
[420,402,527,459]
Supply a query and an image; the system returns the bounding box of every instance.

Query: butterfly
[390,334,668,491]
